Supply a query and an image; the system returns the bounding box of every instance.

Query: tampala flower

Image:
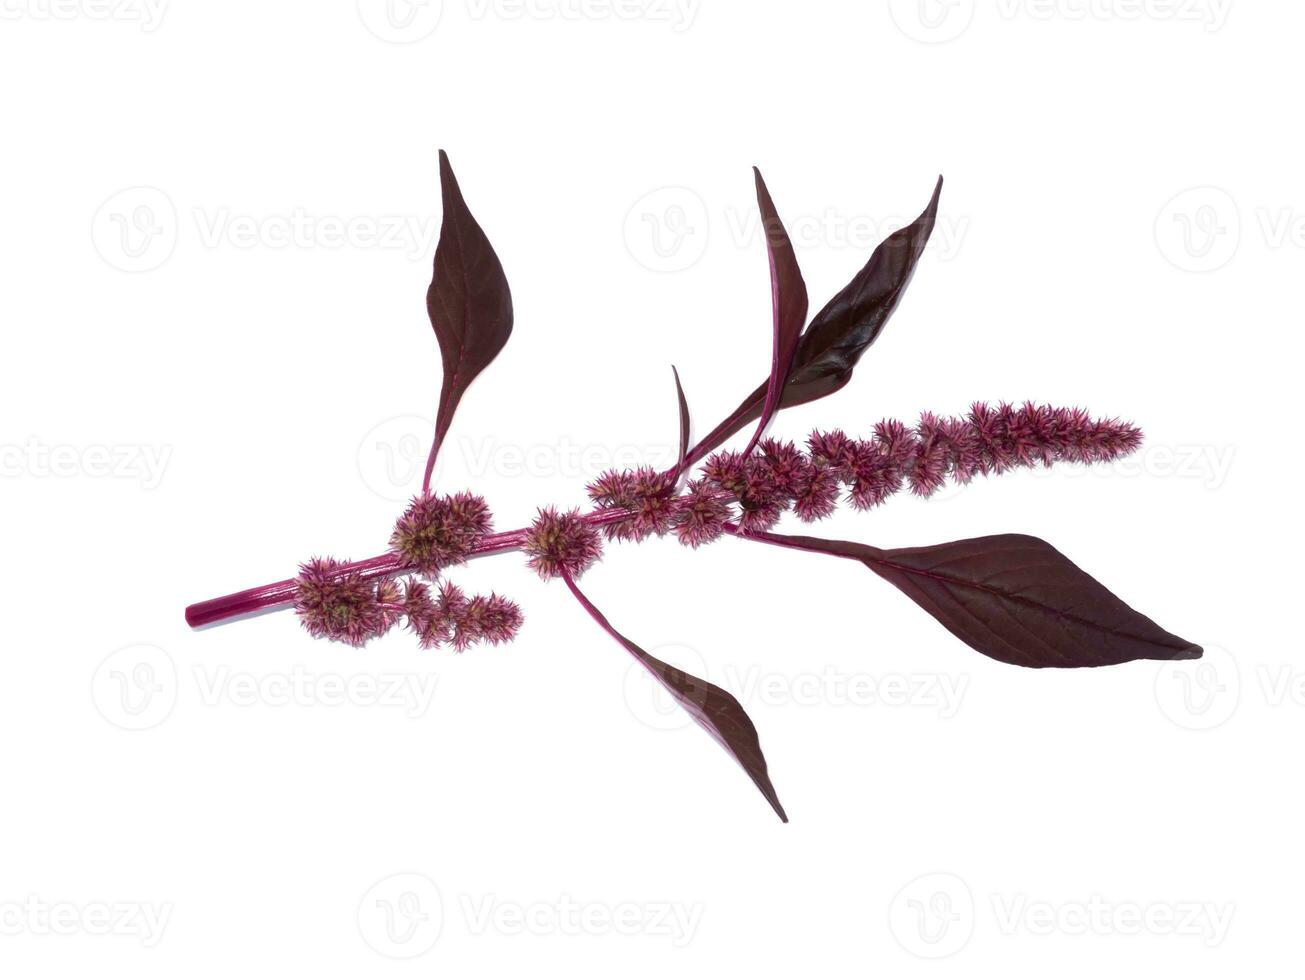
[186,154,1200,823]
[523,506,604,580]
[293,558,394,648]
[390,490,492,574]
[587,466,678,542]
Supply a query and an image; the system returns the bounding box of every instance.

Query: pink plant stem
[184,507,634,629]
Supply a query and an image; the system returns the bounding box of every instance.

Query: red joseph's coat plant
[186,152,1201,822]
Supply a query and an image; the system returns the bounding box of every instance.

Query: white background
[0,1,1297,976]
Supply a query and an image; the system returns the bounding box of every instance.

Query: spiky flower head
[390,490,492,575]
[756,439,807,497]
[294,557,395,647]
[792,463,839,522]
[673,479,733,548]
[524,506,603,580]
[587,466,678,542]
[451,592,524,650]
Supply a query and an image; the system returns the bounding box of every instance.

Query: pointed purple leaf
[671,365,690,478]
[742,168,808,457]
[754,530,1202,669]
[423,150,514,490]
[562,572,787,822]
[687,177,942,465]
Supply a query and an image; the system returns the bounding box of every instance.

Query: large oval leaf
[423,150,514,489]
[754,530,1202,669]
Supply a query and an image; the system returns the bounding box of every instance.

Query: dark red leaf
[423,150,514,490]
[671,365,690,478]
[687,177,942,465]
[753,530,1202,669]
[742,168,808,456]
[562,571,787,822]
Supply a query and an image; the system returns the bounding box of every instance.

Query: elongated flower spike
[187,158,1201,823]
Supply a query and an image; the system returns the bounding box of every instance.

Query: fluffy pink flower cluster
[401,578,522,651]
[390,490,492,574]
[293,558,522,650]
[293,558,402,648]
[523,506,604,580]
